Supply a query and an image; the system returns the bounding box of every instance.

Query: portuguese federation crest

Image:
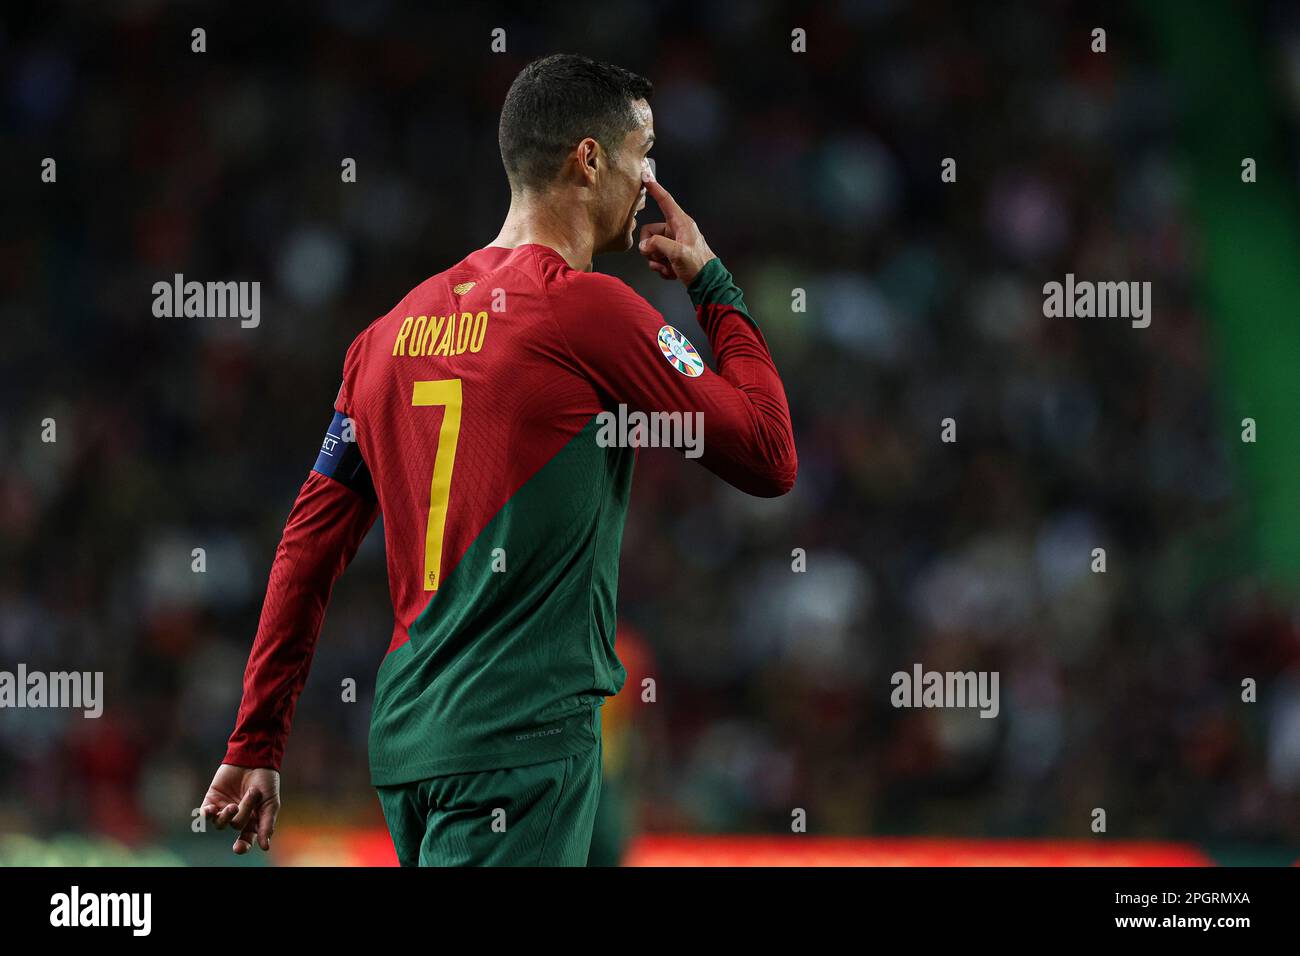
[656,325,705,377]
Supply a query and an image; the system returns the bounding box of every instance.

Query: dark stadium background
[3,0,1300,865]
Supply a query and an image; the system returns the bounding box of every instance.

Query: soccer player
[199,54,797,866]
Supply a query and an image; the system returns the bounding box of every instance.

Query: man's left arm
[201,400,377,854]
[223,447,378,770]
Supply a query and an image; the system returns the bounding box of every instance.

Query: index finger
[229,789,259,831]
[643,175,687,228]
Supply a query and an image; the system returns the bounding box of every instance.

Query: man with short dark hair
[200,53,796,866]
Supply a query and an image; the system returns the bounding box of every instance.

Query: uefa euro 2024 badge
[657,325,704,377]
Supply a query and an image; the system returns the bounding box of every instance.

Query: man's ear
[576,137,600,184]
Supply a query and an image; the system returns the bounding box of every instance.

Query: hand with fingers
[198,764,281,854]
[638,170,717,287]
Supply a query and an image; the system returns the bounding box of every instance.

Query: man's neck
[490,189,596,272]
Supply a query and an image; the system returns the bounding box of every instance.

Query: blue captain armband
[312,410,376,499]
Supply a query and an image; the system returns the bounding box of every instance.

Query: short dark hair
[499,54,653,192]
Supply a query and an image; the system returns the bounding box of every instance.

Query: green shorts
[375,739,604,867]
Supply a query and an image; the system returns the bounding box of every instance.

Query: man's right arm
[550,175,797,497]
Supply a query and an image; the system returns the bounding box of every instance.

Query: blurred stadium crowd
[3,0,1300,862]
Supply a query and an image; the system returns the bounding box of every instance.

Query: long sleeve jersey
[223,245,796,785]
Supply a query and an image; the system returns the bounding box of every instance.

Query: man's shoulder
[349,247,654,358]
[353,248,507,334]
[546,261,651,316]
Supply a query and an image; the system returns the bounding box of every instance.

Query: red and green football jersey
[224,244,796,786]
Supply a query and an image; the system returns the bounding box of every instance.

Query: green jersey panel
[369,416,632,785]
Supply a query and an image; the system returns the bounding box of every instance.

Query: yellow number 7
[411,379,462,591]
